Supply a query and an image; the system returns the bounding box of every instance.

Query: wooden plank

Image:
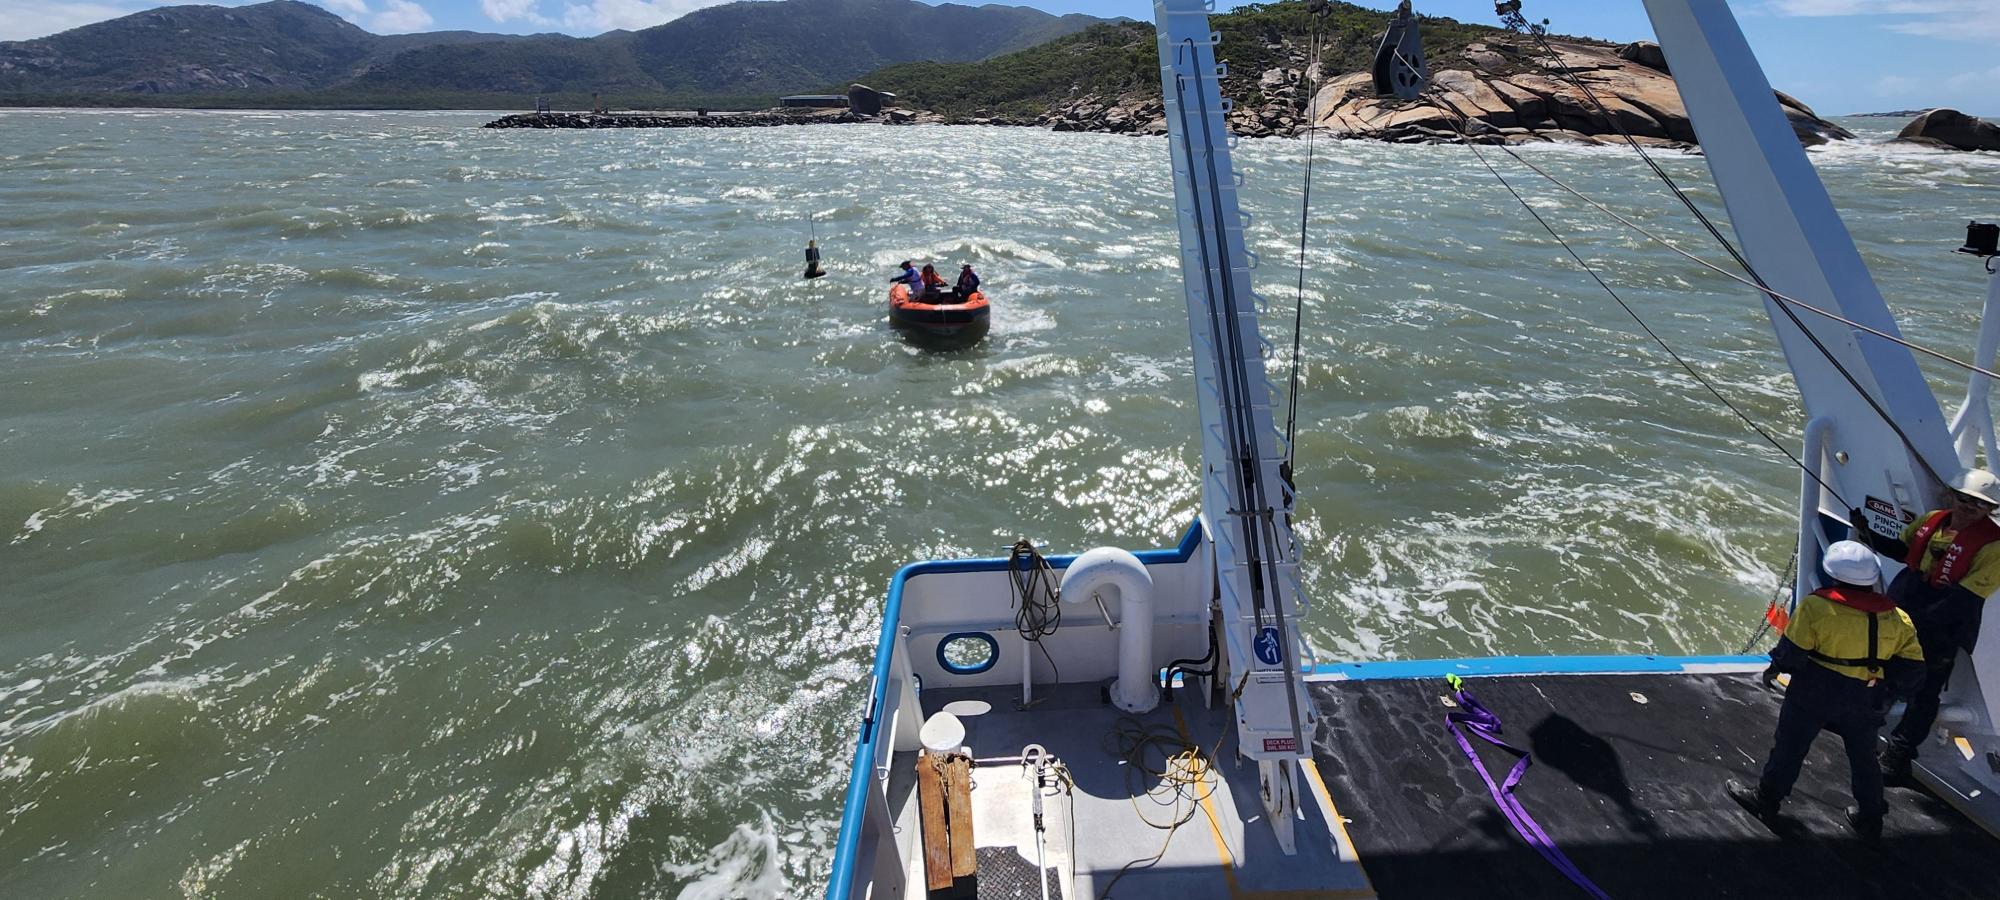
[944,754,977,879]
[916,751,954,893]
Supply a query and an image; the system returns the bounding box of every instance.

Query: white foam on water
[669,817,786,900]
[3,113,1991,898]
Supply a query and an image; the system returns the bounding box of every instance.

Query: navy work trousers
[1888,653,1955,758]
[1759,666,1886,819]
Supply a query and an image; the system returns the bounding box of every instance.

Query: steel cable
[1500,18,1954,487]
[1422,91,1856,509]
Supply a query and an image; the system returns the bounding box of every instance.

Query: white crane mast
[1153,0,1315,854]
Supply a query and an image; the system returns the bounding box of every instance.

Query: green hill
[0,0,1114,109]
[0,1,381,93]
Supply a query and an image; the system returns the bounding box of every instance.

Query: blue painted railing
[823,522,1205,900]
[822,519,1765,897]
[1311,653,1764,680]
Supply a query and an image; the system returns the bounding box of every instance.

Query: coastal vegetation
[843,2,1527,119]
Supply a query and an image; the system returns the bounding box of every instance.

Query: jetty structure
[483,108,866,129]
[482,86,902,129]
[823,0,2000,897]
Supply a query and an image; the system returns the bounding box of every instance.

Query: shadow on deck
[1311,672,2000,899]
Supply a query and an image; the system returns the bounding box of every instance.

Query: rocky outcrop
[847,83,891,117]
[1035,92,1166,135]
[1307,39,1851,148]
[1006,36,1848,148]
[1895,108,2000,152]
[1616,41,1668,74]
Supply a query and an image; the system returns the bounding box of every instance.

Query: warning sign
[1263,738,1300,752]
[1860,496,1916,542]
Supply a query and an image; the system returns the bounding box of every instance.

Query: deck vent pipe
[1060,547,1157,714]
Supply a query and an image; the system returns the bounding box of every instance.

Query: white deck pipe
[1060,547,1157,714]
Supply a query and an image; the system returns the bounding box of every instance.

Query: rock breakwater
[484,109,870,129]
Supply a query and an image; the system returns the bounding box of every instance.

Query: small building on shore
[779,94,849,109]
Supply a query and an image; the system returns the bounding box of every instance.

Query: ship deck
[1312,670,2000,899]
[895,681,1370,900]
[897,670,2000,900]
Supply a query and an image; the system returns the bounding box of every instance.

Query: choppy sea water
[1,109,1996,897]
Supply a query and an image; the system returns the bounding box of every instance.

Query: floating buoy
[803,239,826,279]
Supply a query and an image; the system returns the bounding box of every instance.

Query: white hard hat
[1823,540,1881,586]
[1953,468,2000,506]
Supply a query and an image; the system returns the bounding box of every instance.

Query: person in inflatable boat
[919,264,949,298]
[891,261,922,295]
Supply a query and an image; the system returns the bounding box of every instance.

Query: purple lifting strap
[1445,678,1612,899]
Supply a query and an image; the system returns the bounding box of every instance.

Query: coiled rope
[1009,539,1062,702]
[1095,713,1225,899]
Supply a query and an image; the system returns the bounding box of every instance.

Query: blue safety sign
[1253,625,1282,666]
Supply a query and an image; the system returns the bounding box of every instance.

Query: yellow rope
[1096,713,1228,898]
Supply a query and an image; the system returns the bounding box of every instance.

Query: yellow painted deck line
[1174,706,1247,896]
[1301,758,1376,896]
[1171,708,1376,900]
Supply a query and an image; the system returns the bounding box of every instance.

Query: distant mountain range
[0,0,1113,108]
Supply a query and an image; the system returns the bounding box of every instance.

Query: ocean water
[2,109,1996,897]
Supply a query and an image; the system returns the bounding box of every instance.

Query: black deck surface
[1310,672,2000,899]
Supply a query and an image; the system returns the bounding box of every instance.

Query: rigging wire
[1284,18,1326,473]
[1420,82,1841,638]
[1419,90,1856,509]
[1481,147,2000,385]
[1495,16,1953,487]
[1178,36,1309,747]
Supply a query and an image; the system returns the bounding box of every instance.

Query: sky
[1,0,1993,115]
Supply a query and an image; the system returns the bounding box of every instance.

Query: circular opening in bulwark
[937,632,999,675]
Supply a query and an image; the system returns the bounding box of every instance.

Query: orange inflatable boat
[889,284,990,343]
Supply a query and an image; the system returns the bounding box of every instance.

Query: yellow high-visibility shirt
[1900,512,2000,598]
[1783,593,1922,683]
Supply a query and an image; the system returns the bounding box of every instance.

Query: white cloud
[1887,17,2000,40]
[482,0,552,25]
[1944,64,2000,91]
[1871,74,1919,97]
[1767,0,1995,42]
[0,0,143,41]
[369,0,433,33]
[560,0,717,32]
[319,0,368,18]
[484,0,540,23]
[1769,0,1985,14]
